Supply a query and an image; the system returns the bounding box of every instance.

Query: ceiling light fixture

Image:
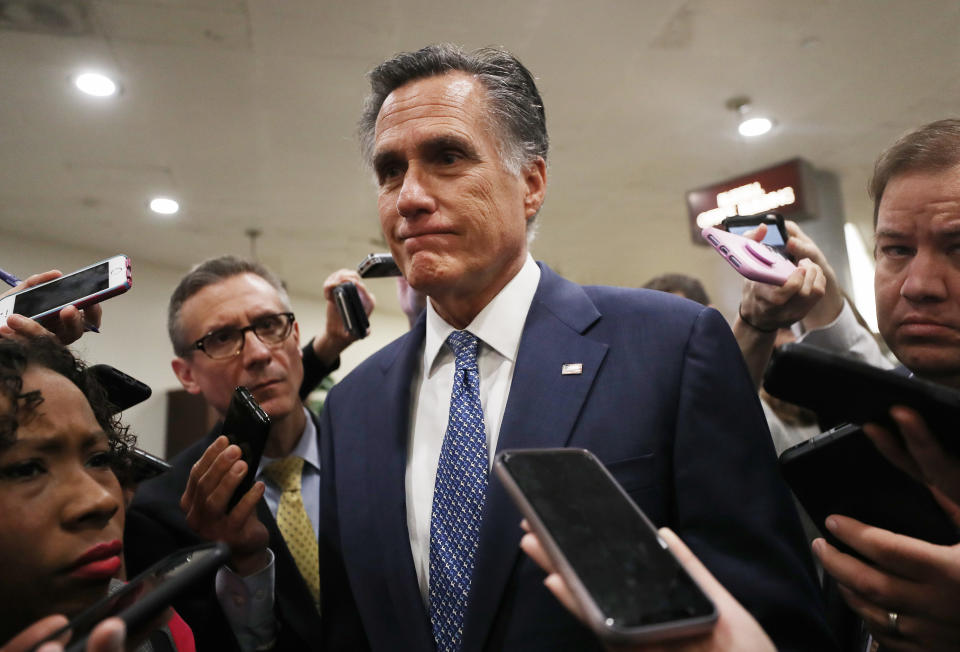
[74,72,118,97]
[726,95,775,139]
[149,197,180,215]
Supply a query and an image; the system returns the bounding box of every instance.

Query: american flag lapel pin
[561,363,583,375]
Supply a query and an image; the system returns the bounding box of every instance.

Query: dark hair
[358,43,548,176]
[167,255,292,356]
[0,337,134,469]
[643,273,711,306]
[869,118,960,224]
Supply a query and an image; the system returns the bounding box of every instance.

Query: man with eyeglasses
[125,256,368,652]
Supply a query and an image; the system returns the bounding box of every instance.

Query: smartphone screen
[726,223,786,249]
[497,450,715,634]
[13,262,109,317]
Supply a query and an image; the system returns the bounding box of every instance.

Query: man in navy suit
[320,44,836,651]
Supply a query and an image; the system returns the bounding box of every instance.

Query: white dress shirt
[405,254,541,602]
[215,406,320,650]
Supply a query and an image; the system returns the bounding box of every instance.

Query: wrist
[312,333,346,366]
[738,304,779,333]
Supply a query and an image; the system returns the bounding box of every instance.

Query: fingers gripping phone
[494,448,717,645]
[30,542,230,652]
[221,386,271,509]
[333,281,369,340]
[0,255,132,327]
[722,212,792,261]
[357,252,401,278]
[701,226,796,286]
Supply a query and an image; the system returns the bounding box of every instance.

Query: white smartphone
[0,255,131,327]
[494,448,717,645]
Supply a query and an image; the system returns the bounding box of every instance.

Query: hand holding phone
[722,212,792,261]
[0,256,131,329]
[495,448,717,645]
[221,387,271,509]
[333,281,370,340]
[702,227,796,286]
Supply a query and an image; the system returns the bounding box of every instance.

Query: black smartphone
[780,423,958,553]
[333,281,369,340]
[221,386,271,509]
[494,448,717,645]
[764,342,960,457]
[357,252,401,278]
[722,213,792,260]
[0,255,132,326]
[29,542,230,652]
[88,364,152,414]
[127,447,172,483]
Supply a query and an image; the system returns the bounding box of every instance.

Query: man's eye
[210,329,236,344]
[378,164,404,183]
[881,245,913,257]
[0,460,45,480]
[254,315,283,333]
[438,150,462,165]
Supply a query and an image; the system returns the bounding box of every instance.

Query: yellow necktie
[264,456,320,610]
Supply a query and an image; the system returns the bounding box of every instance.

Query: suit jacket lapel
[462,264,608,651]
[366,320,436,648]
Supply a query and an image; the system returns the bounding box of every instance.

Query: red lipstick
[70,540,122,580]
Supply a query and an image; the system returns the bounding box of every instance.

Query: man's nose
[396,166,437,218]
[241,329,273,366]
[900,249,949,303]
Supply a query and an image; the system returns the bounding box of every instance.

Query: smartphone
[764,342,960,457]
[29,542,231,652]
[494,448,717,645]
[127,447,173,483]
[701,226,796,286]
[780,423,958,553]
[221,386,271,509]
[357,252,401,278]
[722,212,791,260]
[333,281,369,340]
[88,364,152,414]
[0,255,131,327]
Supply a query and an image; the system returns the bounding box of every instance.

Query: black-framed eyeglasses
[192,312,296,360]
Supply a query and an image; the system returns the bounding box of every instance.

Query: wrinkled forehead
[374,73,489,143]
[180,273,288,335]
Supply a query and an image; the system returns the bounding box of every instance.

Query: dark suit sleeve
[671,307,837,651]
[299,339,340,400]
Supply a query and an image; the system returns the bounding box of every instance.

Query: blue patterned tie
[429,330,489,652]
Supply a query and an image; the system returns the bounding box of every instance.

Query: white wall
[0,231,410,456]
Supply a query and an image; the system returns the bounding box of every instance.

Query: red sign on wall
[686,158,817,244]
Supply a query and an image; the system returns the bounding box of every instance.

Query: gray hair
[358,44,549,177]
[869,118,960,225]
[167,255,292,356]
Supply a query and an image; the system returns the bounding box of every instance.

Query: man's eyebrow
[372,148,402,173]
[874,228,910,239]
[420,134,479,159]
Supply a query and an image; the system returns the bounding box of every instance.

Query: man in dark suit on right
[319,44,836,651]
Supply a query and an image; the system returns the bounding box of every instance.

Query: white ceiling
[1,0,958,308]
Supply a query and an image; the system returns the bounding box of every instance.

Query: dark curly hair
[0,337,136,479]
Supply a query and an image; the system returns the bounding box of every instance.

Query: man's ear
[171,357,202,395]
[522,157,547,219]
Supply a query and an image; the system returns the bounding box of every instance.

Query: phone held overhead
[495,448,717,645]
[722,212,792,260]
[333,281,369,340]
[702,226,796,286]
[0,255,132,328]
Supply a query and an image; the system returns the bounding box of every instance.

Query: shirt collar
[257,406,319,476]
[423,254,541,376]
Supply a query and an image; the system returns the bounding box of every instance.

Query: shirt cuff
[215,549,276,652]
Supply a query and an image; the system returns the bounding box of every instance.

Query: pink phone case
[701,226,796,286]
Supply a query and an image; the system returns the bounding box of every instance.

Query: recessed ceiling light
[150,197,180,215]
[738,117,773,138]
[74,72,118,97]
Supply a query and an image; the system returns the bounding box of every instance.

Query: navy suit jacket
[126,412,366,651]
[320,263,836,651]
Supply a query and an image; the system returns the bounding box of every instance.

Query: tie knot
[263,456,305,492]
[446,330,479,370]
